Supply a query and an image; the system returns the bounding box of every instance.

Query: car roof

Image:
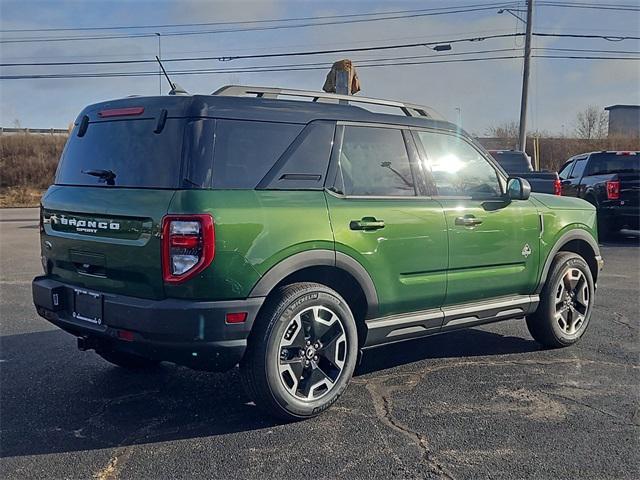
[76,93,460,133]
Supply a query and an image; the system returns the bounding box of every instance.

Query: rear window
[489,151,532,174]
[585,153,639,176]
[56,119,184,188]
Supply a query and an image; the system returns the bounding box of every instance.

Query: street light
[430,44,452,52]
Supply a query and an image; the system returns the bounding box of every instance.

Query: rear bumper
[598,205,640,229]
[32,276,264,371]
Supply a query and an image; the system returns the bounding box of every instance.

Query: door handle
[455,216,483,227]
[350,217,385,231]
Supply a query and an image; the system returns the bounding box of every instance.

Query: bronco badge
[521,243,532,258]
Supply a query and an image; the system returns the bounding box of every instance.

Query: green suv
[33,86,603,419]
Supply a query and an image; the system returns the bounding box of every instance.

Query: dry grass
[480,136,640,171]
[0,186,45,207]
[0,133,66,189]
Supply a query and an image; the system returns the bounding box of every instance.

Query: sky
[0,0,638,135]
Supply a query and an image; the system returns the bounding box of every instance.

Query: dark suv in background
[559,151,639,237]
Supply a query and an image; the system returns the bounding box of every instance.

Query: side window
[569,158,588,179]
[415,131,502,197]
[212,120,303,189]
[338,126,416,196]
[557,160,574,180]
[258,121,335,190]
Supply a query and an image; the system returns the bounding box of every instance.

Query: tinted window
[212,120,303,189]
[416,131,501,197]
[558,160,574,180]
[569,158,588,179]
[338,126,415,196]
[489,151,532,174]
[56,119,184,188]
[584,152,639,176]
[258,121,335,190]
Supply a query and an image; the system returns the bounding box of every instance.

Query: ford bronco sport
[33,86,603,420]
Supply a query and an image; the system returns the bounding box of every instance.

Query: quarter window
[558,160,575,180]
[569,158,588,179]
[212,120,303,189]
[338,126,415,196]
[415,131,502,197]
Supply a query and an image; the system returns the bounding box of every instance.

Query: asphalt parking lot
[1,207,638,480]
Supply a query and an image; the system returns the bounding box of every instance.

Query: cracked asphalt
[1,208,638,479]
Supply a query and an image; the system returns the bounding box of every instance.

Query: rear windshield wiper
[81,169,116,185]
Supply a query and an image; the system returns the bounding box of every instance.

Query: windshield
[56,118,184,188]
[586,153,640,175]
[489,151,532,174]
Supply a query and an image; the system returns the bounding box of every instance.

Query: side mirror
[507,177,531,200]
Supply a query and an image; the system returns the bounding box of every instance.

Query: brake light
[162,214,215,284]
[606,180,620,200]
[553,178,562,196]
[98,106,144,118]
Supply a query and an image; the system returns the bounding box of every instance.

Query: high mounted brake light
[162,214,215,284]
[98,107,145,118]
[606,180,620,200]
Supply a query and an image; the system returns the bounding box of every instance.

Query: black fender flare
[535,228,600,294]
[248,249,379,317]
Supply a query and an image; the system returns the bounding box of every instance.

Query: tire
[526,252,595,348]
[240,282,358,420]
[96,349,161,370]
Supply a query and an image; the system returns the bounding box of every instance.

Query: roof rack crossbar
[212,85,444,120]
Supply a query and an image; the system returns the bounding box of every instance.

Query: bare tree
[575,106,608,139]
[487,121,520,139]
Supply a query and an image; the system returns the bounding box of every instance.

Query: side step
[363,295,539,348]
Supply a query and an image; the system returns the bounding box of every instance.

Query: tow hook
[77,336,98,351]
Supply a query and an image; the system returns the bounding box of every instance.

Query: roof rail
[212,85,445,120]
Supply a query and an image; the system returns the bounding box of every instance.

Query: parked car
[558,151,639,237]
[488,149,561,195]
[33,86,603,420]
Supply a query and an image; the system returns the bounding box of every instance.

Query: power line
[533,32,640,41]
[0,33,524,67]
[2,0,635,36]
[0,2,517,33]
[537,1,640,12]
[3,31,638,68]
[533,47,640,54]
[0,4,520,44]
[1,54,636,80]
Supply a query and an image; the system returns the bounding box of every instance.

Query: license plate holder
[73,289,103,325]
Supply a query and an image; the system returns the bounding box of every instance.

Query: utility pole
[517,0,534,152]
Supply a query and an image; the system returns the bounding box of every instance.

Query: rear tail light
[606,180,620,200]
[553,178,562,196]
[162,214,215,284]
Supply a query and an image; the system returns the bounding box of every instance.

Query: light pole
[498,1,534,152]
[155,32,162,95]
[517,0,534,152]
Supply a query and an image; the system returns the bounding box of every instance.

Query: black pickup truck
[558,151,639,237]
[488,150,561,195]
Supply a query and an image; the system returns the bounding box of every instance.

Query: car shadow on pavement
[0,326,540,458]
[600,230,640,248]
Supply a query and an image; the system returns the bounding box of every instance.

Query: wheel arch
[248,250,379,340]
[536,229,600,294]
